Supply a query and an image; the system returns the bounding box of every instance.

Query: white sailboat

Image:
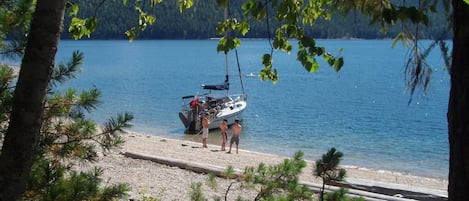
[179,54,247,134]
[179,83,246,133]
[179,6,247,134]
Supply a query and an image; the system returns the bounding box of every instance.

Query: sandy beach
[80,131,448,200]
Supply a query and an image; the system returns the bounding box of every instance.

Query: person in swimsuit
[227,119,242,154]
[202,113,210,148]
[219,119,228,151]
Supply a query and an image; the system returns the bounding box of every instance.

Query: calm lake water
[54,39,449,179]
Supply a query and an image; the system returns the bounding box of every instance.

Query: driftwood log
[122,151,446,201]
[122,152,240,178]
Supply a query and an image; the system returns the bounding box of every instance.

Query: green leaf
[125,27,139,42]
[66,2,79,17]
[300,36,315,48]
[216,37,227,53]
[85,18,97,33]
[262,54,271,66]
[465,0,469,5]
[179,0,194,12]
[216,20,228,35]
[236,20,250,36]
[136,7,155,31]
[241,0,255,15]
[392,32,405,48]
[304,61,313,72]
[68,17,98,40]
[150,0,163,7]
[285,25,296,37]
[311,60,319,72]
[233,37,241,49]
[323,53,335,66]
[226,38,235,50]
[259,54,278,83]
[316,47,324,56]
[229,18,237,30]
[216,37,240,53]
[260,67,278,83]
[242,0,266,19]
[334,57,344,72]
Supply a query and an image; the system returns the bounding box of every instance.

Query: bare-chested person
[202,113,210,148]
[219,119,228,151]
[227,119,242,154]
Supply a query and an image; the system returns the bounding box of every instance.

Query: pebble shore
[79,132,448,200]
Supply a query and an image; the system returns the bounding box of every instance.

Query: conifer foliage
[0,52,133,200]
[215,151,314,200]
[314,148,347,201]
[190,150,360,201]
[244,151,313,200]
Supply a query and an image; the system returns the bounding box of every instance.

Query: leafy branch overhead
[67,1,159,41]
[66,0,345,83]
[331,0,452,98]
[125,6,156,41]
[65,0,448,88]
[217,0,345,83]
[215,16,250,54]
[64,0,451,92]
[67,2,97,40]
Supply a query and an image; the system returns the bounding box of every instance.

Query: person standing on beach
[227,119,242,154]
[202,113,210,148]
[220,119,228,151]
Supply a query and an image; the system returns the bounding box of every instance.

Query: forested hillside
[62,0,449,40]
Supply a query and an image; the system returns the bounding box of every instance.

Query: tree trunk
[448,1,469,201]
[0,0,66,200]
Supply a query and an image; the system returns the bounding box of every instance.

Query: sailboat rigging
[178,4,247,134]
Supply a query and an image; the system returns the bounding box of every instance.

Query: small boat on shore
[179,84,246,133]
[179,62,247,134]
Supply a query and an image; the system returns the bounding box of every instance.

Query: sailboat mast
[225,53,229,96]
[224,7,229,96]
[223,1,245,98]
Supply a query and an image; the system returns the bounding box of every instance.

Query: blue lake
[55,39,449,179]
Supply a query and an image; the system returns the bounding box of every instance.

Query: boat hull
[207,101,246,130]
[179,94,246,134]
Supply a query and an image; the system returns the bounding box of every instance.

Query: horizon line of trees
[61,0,450,40]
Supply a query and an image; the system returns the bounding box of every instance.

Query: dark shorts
[230,136,239,145]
